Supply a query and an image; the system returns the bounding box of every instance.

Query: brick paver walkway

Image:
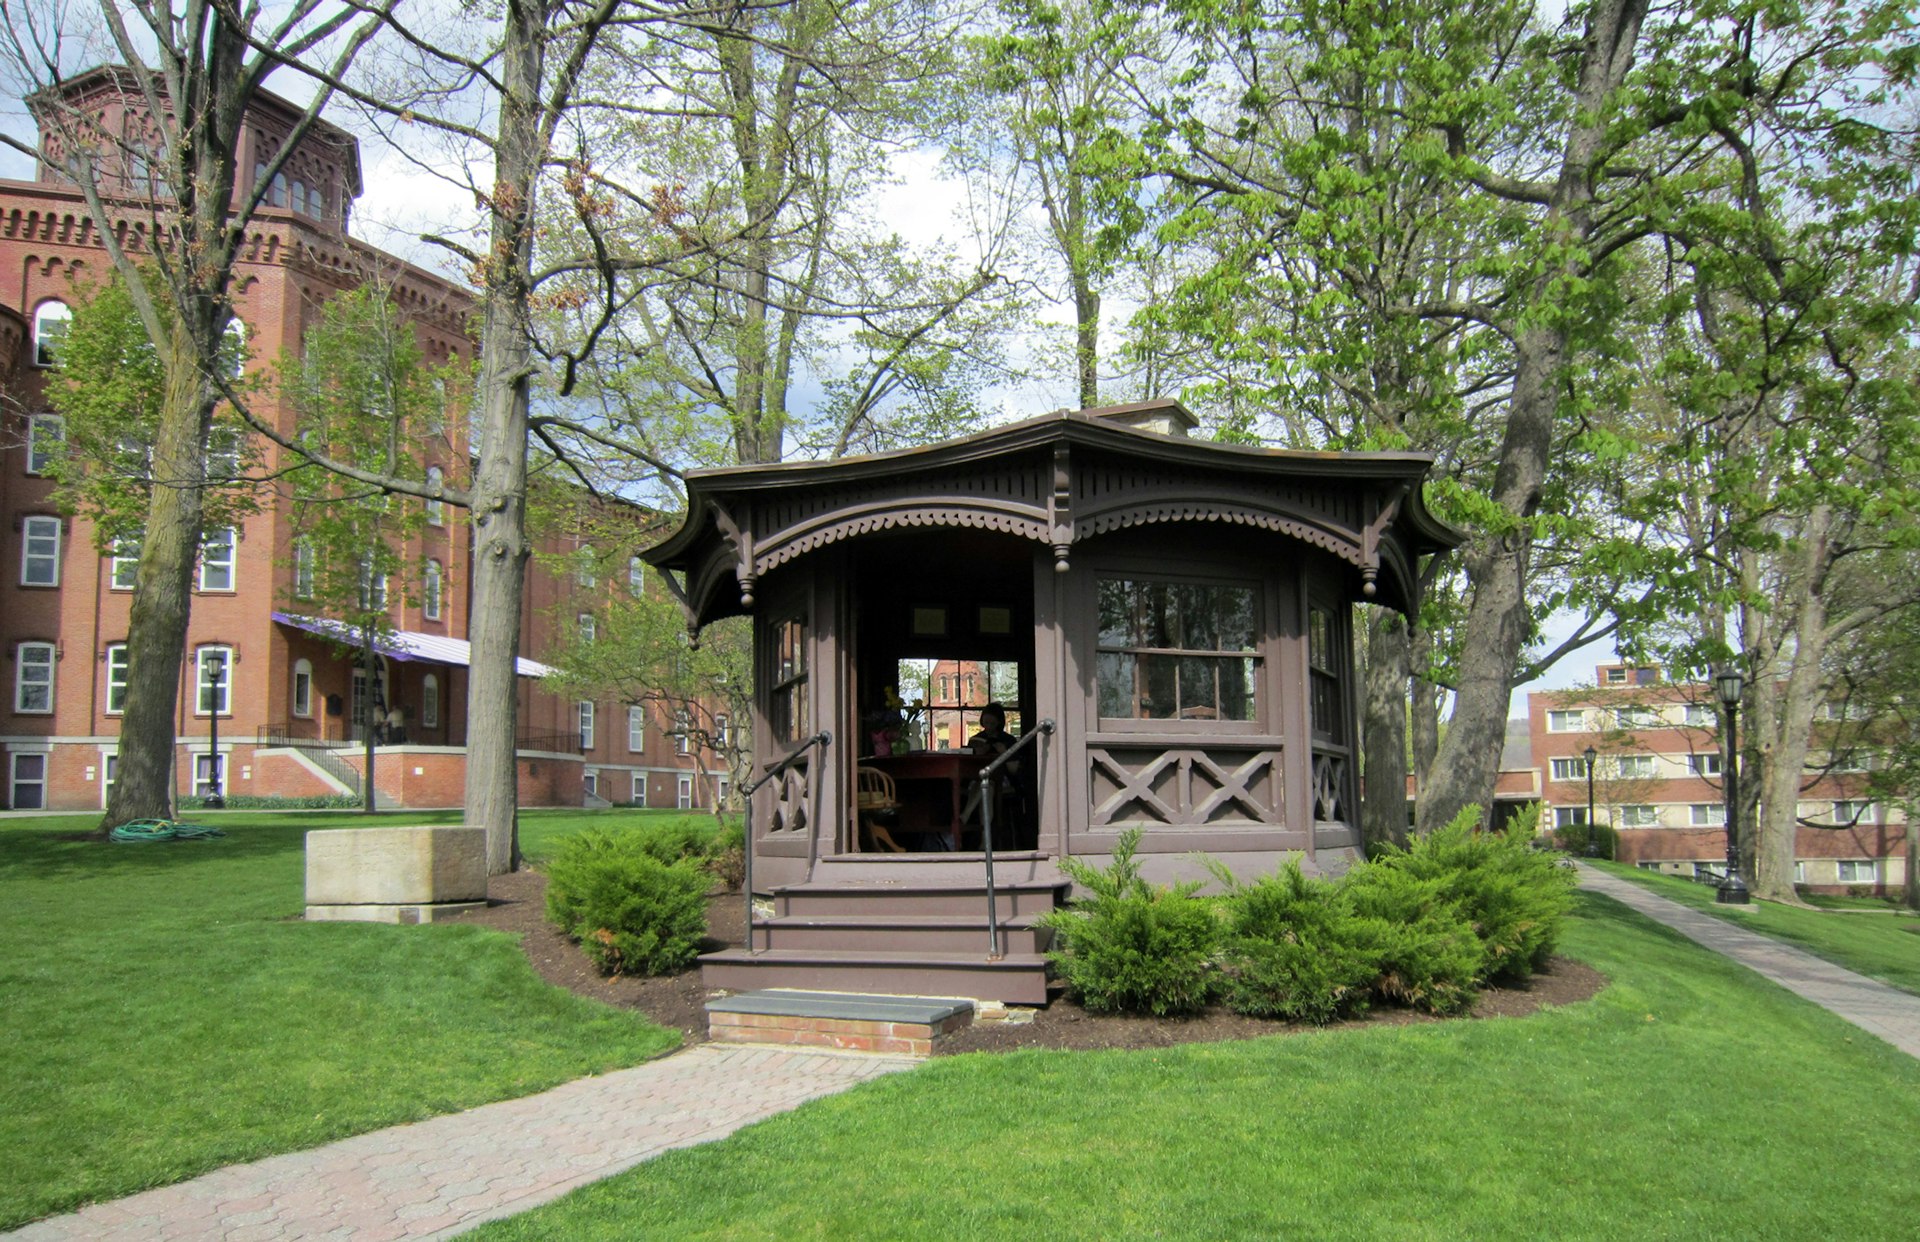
[7,1044,915,1242]
[1579,864,1920,1060]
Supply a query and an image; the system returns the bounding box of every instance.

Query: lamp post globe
[1583,744,1599,857]
[1714,666,1748,905]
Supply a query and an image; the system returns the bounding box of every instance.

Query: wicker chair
[855,765,906,852]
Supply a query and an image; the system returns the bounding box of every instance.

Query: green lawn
[472,890,1920,1241]
[1594,860,1920,996]
[0,808,699,1229]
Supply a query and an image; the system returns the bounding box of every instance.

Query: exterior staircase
[699,875,1069,1005]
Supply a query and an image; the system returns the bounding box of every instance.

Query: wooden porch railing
[739,730,831,952]
[977,719,1054,959]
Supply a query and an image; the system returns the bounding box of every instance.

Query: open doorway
[846,530,1036,854]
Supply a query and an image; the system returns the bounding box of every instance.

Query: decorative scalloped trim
[756,505,1051,574]
[1079,502,1363,567]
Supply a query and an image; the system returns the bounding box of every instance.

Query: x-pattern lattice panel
[1088,746,1284,828]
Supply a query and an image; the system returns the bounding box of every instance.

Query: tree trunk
[104,327,212,829]
[1361,607,1410,851]
[1415,0,1649,832]
[464,0,547,874]
[1750,509,1834,904]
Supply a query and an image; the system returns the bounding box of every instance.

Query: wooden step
[751,912,1053,955]
[772,879,1070,919]
[701,947,1053,1005]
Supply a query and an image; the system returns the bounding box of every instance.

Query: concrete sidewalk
[1578,864,1920,1060]
[6,1043,915,1242]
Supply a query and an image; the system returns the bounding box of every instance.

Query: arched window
[423,559,444,621]
[291,180,307,215]
[292,658,313,718]
[292,539,315,599]
[425,467,445,525]
[32,301,71,368]
[220,319,247,377]
[422,674,440,728]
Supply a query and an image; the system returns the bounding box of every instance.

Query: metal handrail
[740,730,831,951]
[977,719,1054,959]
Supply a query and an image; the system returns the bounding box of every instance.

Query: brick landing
[708,990,976,1056]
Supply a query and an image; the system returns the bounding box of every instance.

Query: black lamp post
[204,651,226,809]
[1584,744,1599,857]
[1714,665,1749,904]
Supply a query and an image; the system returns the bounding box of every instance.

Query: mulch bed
[445,869,1606,1054]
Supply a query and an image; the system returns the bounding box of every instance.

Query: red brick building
[0,72,726,811]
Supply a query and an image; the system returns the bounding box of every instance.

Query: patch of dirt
[449,870,1606,1054]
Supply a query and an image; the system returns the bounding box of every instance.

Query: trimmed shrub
[1040,828,1219,1016]
[544,829,710,976]
[1552,818,1618,860]
[1211,860,1384,1024]
[1378,805,1578,984]
[1338,862,1485,1015]
[178,793,361,810]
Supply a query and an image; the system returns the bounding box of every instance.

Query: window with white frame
[1604,667,1628,685]
[1683,702,1715,727]
[105,644,130,714]
[1546,709,1584,733]
[1550,756,1589,781]
[1688,753,1723,777]
[292,540,315,599]
[628,556,644,596]
[1690,803,1726,827]
[15,642,54,713]
[425,467,445,525]
[27,413,64,475]
[1618,804,1660,828]
[1637,861,1665,872]
[676,773,692,809]
[716,777,730,809]
[675,710,692,755]
[110,538,140,590]
[1831,801,1877,825]
[578,613,596,643]
[1614,705,1660,729]
[1693,862,1724,881]
[199,527,236,591]
[1554,806,1588,829]
[1837,859,1879,884]
[422,674,439,728]
[1793,861,1807,884]
[584,770,599,799]
[195,647,233,715]
[715,714,731,748]
[1616,755,1657,780]
[424,560,444,621]
[21,515,60,586]
[628,705,644,752]
[1830,751,1869,773]
[576,546,596,588]
[292,659,313,717]
[630,772,647,806]
[578,700,595,750]
[102,753,118,808]
[357,558,386,610]
[206,425,241,479]
[32,301,71,367]
[193,752,225,798]
[11,752,47,808]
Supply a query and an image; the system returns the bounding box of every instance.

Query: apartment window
[103,754,118,808]
[1616,755,1657,780]
[424,560,444,621]
[196,647,233,716]
[578,613,596,644]
[628,556,644,596]
[675,710,692,755]
[422,674,439,728]
[1693,862,1724,881]
[110,538,140,590]
[11,753,47,809]
[676,773,692,809]
[1793,861,1807,885]
[1554,807,1588,829]
[197,527,236,592]
[292,659,313,718]
[206,426,241,480]
[576,546,596,588]
[27,414,64,474]
[32,301,70,367]
[1683,703,1715,727]
[1831,751,1869,774]
[1690,803,1726,827]
[578,700,595,750]
[1831,801,1877,825]
[293,540,315,599]
[193,752,225,798]
[15,642,54,713]
[630,772,647,806]
[1637,861,1665,873]
[357,558,387,610]
[1619,804,1660,828]
[1546,709,1584,733]
[21,515,60,586]
[1688,753,1724,777]
[584,770,599,799]
[1837,859,1879,884]
[1604,667,1628,685]
[1614,705,1660,729]
[1096,577,1259,723]
[628,705,644,752]
[425,467,445,525]
[715,714,731,748]
[1550,757,1590,781]
[105,644,130,713]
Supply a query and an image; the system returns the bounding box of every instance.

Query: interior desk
[867,751,987,850]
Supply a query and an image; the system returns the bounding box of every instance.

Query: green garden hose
[109,819,226,843]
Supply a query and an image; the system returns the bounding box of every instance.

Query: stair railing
[739,730,831,953]
[977,719,1054,959]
